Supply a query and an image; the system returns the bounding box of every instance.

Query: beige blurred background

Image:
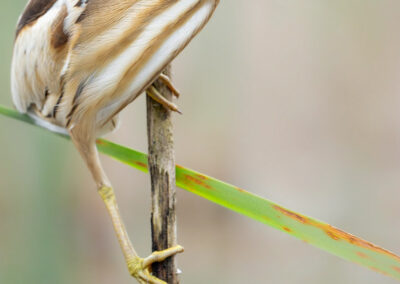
[2,1,400,283]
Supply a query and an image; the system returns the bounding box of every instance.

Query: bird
[11,0,219,283]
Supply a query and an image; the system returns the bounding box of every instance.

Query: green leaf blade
[175,165,400,280]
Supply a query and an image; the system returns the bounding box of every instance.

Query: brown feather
[50,4,69,49]
[16,0,58,36]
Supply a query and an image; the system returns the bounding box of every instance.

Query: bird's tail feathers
[27,111,69,136]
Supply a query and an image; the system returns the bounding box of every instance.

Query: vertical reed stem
[146,65,179,283]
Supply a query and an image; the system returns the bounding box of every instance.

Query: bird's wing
[59,0,218,128]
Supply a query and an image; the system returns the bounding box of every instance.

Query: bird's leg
[69,126,184,284]
[98,185,184,284]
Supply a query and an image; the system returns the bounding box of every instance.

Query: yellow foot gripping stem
[128,245,185,284]
[98,186,184,284]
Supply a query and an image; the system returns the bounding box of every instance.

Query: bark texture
[146,65,179,283]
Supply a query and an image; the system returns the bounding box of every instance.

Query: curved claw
[158,73,181,98]
[147,86,182,114]
[128,245,184,284]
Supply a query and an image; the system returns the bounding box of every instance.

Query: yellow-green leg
[69,124,183,284]
[99,186,184,284]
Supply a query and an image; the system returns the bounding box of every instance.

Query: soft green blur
[2,1,400,284]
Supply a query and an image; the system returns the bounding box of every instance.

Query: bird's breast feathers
[11,0,218,134]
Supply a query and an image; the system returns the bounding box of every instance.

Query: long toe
[143,245,184,268]
[128,246,184,284]
[158,73,181,98]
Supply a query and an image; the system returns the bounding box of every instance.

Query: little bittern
[11,0,219,283]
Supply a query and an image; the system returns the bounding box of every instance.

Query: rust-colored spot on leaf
[392,266,400,273]
[236,187,247,193]
[273,205,310,224]
[308,223,400,262]
[356,252,369,259]
[195,174,208,181]
[319,225,400,260]
[183,175,213,190]
[96,139,106,145]
[370,266,390,277]
[325,229,340,240]
[283,226,292,233]
[133,161,148,169]
[273,205,400,262]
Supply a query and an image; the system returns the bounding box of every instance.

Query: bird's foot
[147,85,182,114]
[128,245,184,284]
[146,74,182,114]
[158,73,181,98]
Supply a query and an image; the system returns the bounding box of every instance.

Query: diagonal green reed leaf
[1,104,400,281]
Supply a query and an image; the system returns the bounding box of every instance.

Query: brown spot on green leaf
[133,161,148,169]
[182,175,213,190]
[283,226,292,233]
[392,266,400,273]
[273,205,310,224]
[273,205,400,261]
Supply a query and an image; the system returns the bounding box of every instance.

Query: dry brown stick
[146,65,179,283]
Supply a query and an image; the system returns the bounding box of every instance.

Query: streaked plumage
[12,0,218,135]
[11,0,218,283]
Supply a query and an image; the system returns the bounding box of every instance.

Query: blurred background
[1,0,400,283]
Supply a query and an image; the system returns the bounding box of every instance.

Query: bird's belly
[11,0,67,114]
